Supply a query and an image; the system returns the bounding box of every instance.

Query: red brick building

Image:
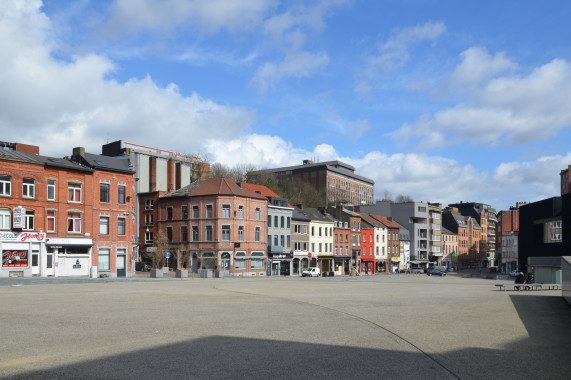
[156,178,268,276]
[1,143,136,278]
[360,225,375,274]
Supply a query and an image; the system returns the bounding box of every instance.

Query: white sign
[13,206,25,229]
[0,231,46,242]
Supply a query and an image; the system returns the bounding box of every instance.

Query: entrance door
[32,251,40,275]
[271,261,280,276]
[46,250,55,276]
[221,253,230,275]
[117,255,126,277]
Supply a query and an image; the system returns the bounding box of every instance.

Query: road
[1,273,569,379]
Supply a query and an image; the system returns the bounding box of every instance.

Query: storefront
[334,257,350,276]
[361,259,375,274]
[268,252,292,276]
[1,231,46,278]
[390,257,401,273]
[293,251,310,276]
[46,237,93,277]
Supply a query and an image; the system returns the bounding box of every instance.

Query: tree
[396,194,414,203]
[147,230,168,269]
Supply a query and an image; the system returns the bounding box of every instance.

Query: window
[255,227,261,242]
[98,248,110,271]
[47,210,55,232]
[182,206,188,219]
[551,221,562,229]
[274,215,278,227]
[68,183,82,203]
[238,205,244,218]
[0,175,11,196]
[221,225,230,241]
[552,234,562,241]
[192,205,199,218]
[167,207,173,220]
[222,204,230,218]
[100,217,109,235]
[268,215,272,227]
[23,178,35,198]
[0,209,10,229]
[287,217,291,228]
[235,252,246,269]
[238,226,244,241]
[287,235,290,248]
[274,235,278,246]
[118,217,125,235]
[24,210,34,230]
[47,179,56,201]
[166,227,173,242]
[178,226,187,242]
[251,252,264,269]
[280,235,285,247]
[256,208,260,220]
[281,216,285,228]
[100,183,109,203]
[206,205,213,218]
[206,225,213,241]
[145,199,154,210]
[145,229,153,243]
[192,226,199,241]
[145,214,154,226]
[118,185,126,204]
[68,212,81,233]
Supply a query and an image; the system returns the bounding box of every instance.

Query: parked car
[427,269,446,277]
[412,267,424,274]
[302,267,321,277]
[135,261,151,272]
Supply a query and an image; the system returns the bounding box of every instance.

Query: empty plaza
[1,274,570,379]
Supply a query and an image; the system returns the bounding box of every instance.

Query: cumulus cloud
[0,0,254,156]
[393,48,571,149]
[105,0,276,35]
[372,21,446,68]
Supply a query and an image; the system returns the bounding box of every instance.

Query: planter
[176,269,188,278]
[150,269,163,278]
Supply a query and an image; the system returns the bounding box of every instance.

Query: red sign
[308,253,312,258]
[2,250,28,267]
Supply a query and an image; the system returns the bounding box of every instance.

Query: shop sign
[2,250,28,267]
[0,231,46,242]
[13,207,25,229]
[271,254,291,259]
[390,257,401,262]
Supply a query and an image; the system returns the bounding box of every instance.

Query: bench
[495,283,560,291]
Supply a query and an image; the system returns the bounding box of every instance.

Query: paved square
[1,274,570,379]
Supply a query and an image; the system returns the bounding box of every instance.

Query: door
[221,253,230,275]
[46,249,55,276]
[117,255,126,277]
[32,251,40,275]
[272,261,280,276]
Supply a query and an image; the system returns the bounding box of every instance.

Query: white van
[302,267,321,277]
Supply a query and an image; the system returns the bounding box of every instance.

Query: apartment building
[428,203,442,265]
[497,204,522,273]
[303,208,335,274]
[291,207,311,275]
[441,226,458,271]
[157,178,268,276]
[1,142,136,278]
[370,214,400,272]
[358,213,387,274]
[251,160,374,206]
[241,183,293,276]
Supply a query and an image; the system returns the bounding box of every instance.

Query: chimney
[303,159,313,165]
[73,147,85,157]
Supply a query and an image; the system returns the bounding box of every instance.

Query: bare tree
[396,194,414,202]
[147,230,168,269]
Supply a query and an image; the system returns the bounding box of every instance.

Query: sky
[1,0,570,211]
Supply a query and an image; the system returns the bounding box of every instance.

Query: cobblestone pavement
[1,274,569,379]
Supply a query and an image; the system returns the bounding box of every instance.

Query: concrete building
[359,201,429,269]
[428,203,443,266]
[251,160,374,206]
[101,140,209,261]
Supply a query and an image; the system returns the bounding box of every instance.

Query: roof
[296,207,331,223]
[80,152,134,174]
[358,212,383,228]
[161,178,267,200]
[253,160,374,185]
[370,214,400,229]
[292,207,311,222]
[0,149,92,173]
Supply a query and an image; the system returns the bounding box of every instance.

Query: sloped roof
[370,214,400,229]
[358,212,382,228]
[0,149,92,173]
[298,207,331,222]
[81,152,133,173]
[161,178,267,200]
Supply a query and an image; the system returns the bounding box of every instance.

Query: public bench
[495,283,561,291]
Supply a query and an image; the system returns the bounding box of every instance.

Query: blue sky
[1,0,570,211]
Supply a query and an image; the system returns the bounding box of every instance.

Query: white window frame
[68,183,82,203]
[47,179,56,201]
[0,175,11,196]
[118,217,126,236]
[23,178,35,198]
[68,212,82,233]
[221,225,231,241]
[0,209,11,229]
[222,204,230,218]
[98,247,110,271]
[47,210,56,232]
[100,216,110,235]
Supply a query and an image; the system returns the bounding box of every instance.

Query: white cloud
[393,48,571,148]
[0,0,254,156]
[251,50,329,93]
[105,0,276,35]
[372,21,446,68]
